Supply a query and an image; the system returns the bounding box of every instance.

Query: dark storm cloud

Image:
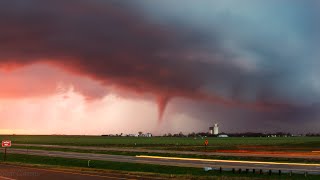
[0,0,319,127]
[0,1,287,104]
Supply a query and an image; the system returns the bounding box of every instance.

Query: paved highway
[5,148,320,174]
[14,144,320,160]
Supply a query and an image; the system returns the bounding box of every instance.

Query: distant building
[209,127,214,135]
[209,123,219,135]
[218,134,229,137]
[213,123,219,135]
[138,133,152,137]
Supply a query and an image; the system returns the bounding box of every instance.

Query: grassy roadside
[12,145,320,164]
[0,153,318,180]
[2,136,320,150]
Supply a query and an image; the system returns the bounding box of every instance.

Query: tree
[188,132,196,137]
[179,132,185,137]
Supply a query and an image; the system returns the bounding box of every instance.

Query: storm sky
[0,0,319,135]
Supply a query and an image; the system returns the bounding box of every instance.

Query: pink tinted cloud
[0,1,293,122]
[0,63,108,100]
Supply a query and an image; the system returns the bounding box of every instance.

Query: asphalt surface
[0,164,164,180]
[5,148,320,174]
[15,143,320,160]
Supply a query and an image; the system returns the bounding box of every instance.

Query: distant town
[101,132,320,138]
[102,123,320,137]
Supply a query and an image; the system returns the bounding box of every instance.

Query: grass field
[1,135,320,152]
[1,135,319,179]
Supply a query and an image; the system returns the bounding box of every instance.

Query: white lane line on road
[0,176,16,180]
[137,155,320,167]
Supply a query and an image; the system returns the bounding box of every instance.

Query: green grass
[1,135,319,179]
[0,153,318,180]
[12,145,320,164]
[1,135,320,151]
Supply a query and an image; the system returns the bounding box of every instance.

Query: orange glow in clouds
[0,62,291,135]
[0,64,160,134]
[0,84,160,135]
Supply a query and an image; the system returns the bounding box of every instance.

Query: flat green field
[1,136,320,179]
[1,135,320,151]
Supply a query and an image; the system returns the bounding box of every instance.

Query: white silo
[209,126,214,134]
[213,124,219,135]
